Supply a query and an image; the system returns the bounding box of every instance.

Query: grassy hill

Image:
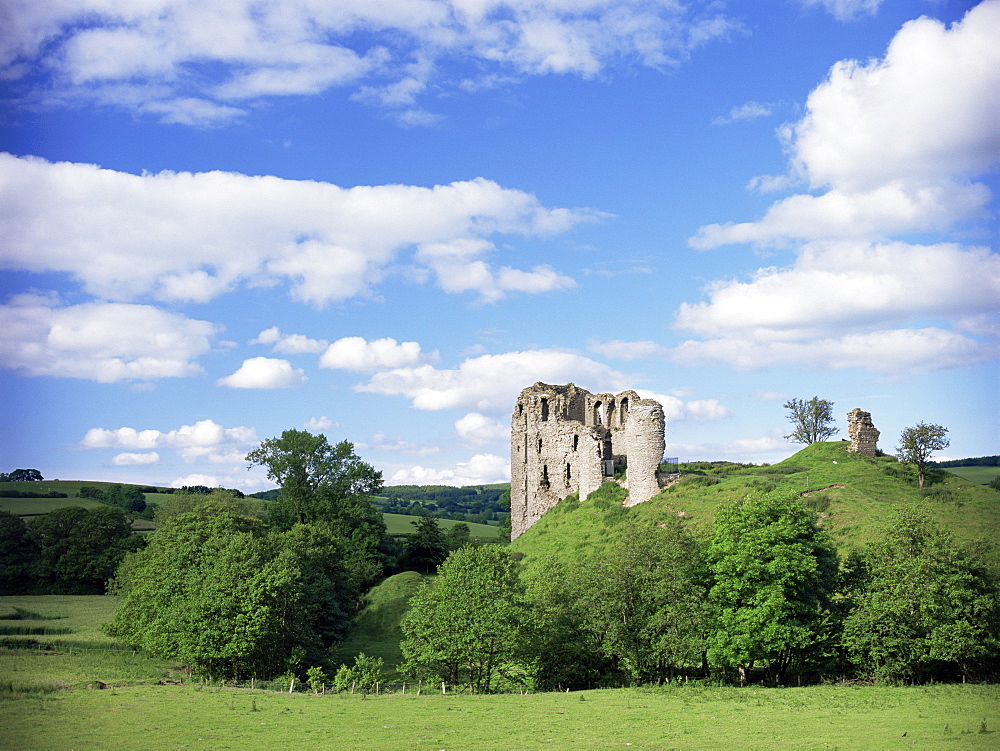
[509,441,1000,573]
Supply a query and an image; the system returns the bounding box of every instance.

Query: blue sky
[1,0,997,491]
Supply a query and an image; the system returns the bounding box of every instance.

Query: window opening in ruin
[594,401,604,426]
[565,463,572,483]
[620,397,629,424]
[608,399,616,428]
[541,465,550,490]
[573,435,579,451]
[540,398,549,422]
[537,437,542,453]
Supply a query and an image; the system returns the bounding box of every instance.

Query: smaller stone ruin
[846,408,879,456]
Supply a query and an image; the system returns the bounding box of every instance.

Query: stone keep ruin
[510,382,666,540]
[846,407,880,456]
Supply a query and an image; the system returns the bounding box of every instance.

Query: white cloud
[635,390,732,423]
[303,416,338,432]
[0,154,599,307]
[798,0,883,22]
[217,357,307,389]
[111,452,160,466]
[587,338,669,361]
[356,349,630,413]
[455,412,510,446]
[320,337,428,371]
[676,241,1000,339]
[81,419,257,451]
[390,453,511,486]
[753,391,787,402]
[672,240,1000,373]
[252,327,328,355]
[0,293,220,382]
[667,429,792,463]
[691,2,1000,248]
[712,101,772,126]
[4,1,737,122]
[672,327,994,374]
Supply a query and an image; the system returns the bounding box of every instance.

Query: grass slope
[510,441,1000,572]
[331,571,428,673]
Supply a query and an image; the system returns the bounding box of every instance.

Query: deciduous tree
[404,514,448,572]
[401,546,535,692]
[842,509,1000,682]
[897,422,950,489]
[107,502,356,679]
[783,397,838,444]
[707,492,839,684]
[27,506,141,594]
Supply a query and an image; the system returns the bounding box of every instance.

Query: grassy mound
[332,571,429,673]
[510,441,1000,573]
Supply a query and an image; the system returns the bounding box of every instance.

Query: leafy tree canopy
[246,430,383,528]
[897,422,950,489]
[783,397,838,445]
[843,509,1000,682]
[707,491,839,684]
[401,546,535,692]
[27,506,141,594]
[107,502,356,679]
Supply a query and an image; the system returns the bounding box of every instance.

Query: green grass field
[944,466,1000,485]
[1,682,996,749]
[383,513,500,539]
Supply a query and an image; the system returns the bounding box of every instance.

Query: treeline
[398,484,1000,691]
[101,431,499,681]
[0,506,143,595]
[0,489,67,499]
[931,455,1000,467]
[376,484,510,524]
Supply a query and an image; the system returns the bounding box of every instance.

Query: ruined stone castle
[846,408,880,456]
[510,382,666,540]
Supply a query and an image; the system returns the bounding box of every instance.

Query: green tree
[401,546,535,693]
[28,506,141,594]
[783,397,838,444]
[246,430,382,527]
[8,469,43,482]
[0,511,38,595]
[576,520,710,684]
[842,509,1000,682]
[247,431,390,590]
[105,484,147,513]
[106,502,356,679]
[897,422,950,489]
[403,515,448,572]
[445,522,472,551]
[706,492,839,685]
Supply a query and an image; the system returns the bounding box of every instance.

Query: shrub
[803,493,830,514]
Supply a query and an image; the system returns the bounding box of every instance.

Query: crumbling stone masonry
[846,408,879,456]
[510,382,666,540]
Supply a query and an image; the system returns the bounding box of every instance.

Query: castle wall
[510,382,665,539]
[846,408,879,457]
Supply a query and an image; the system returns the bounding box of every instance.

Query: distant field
[944,466,1000,485]
[383,513,499,539]
[0,496,105,516]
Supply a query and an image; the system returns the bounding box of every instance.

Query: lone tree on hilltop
[783,397,838,444]
[897,422,949,489]
[3,469,44,482]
